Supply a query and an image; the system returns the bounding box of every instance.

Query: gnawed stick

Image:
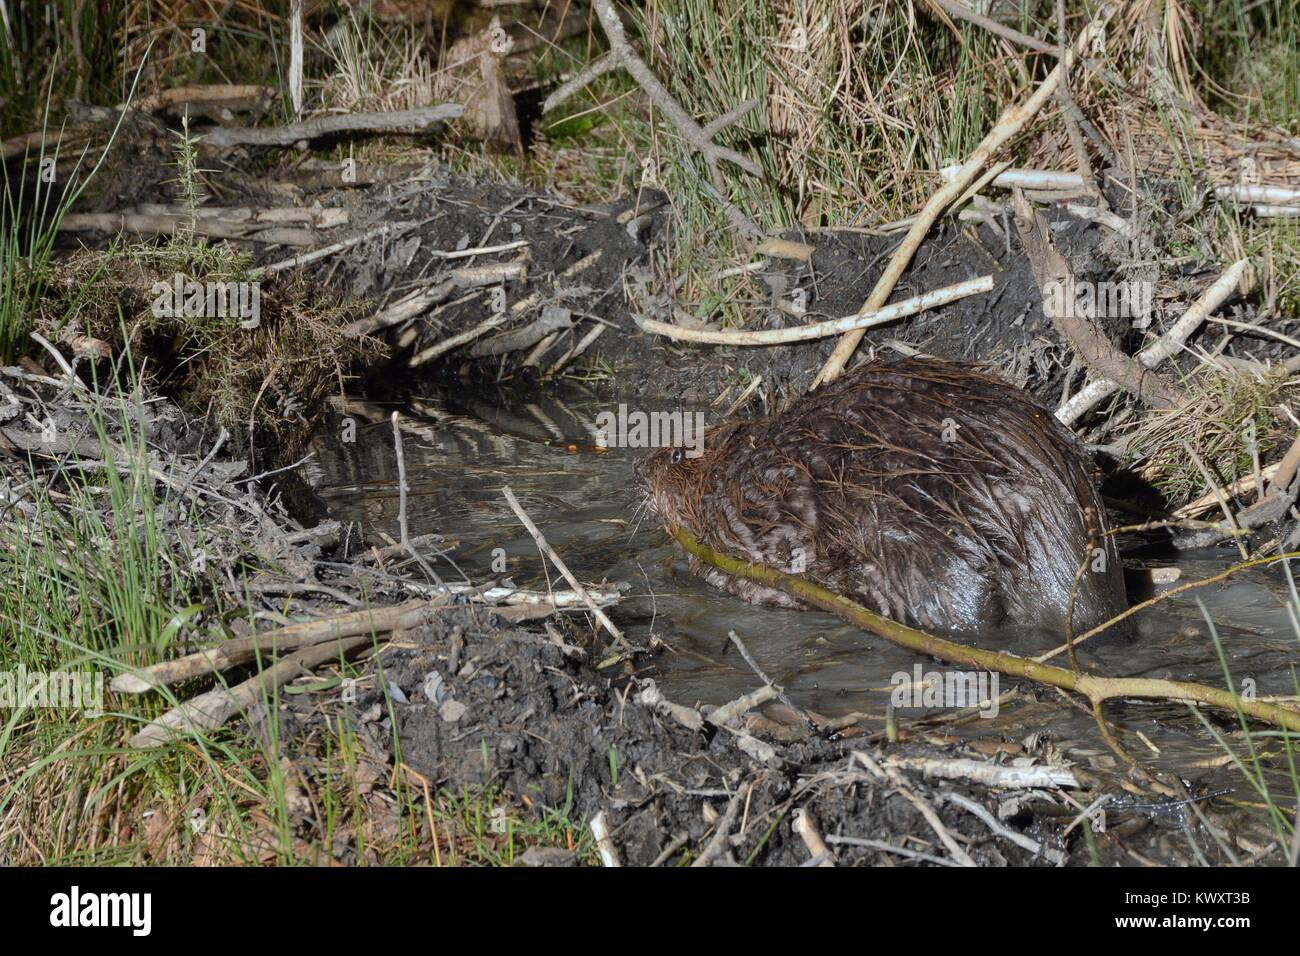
[128,83,273,115]
[690,781,751,867]
[791,809,835,867]
[590,811,622,867]
[941,791,1066,864]
[940,164,1084,190]
[814,12,1110,386]
[853,750,977,867]
[727,630,817,736]
[1182,442,1249,561]
[57,212,318,246]
[112,599,445,693]
[134,203,347,226]
[705,684,779,729]
[258,220,420,277]
[348,262,525,336]
[1057,259,1250,425]
[1013,189,1186,411]
[127,635,373,749]
[884,755,1080,789]
[634,276,992,346]
[113,583,621,694]
[406,311,508,367]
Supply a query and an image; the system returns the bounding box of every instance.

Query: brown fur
[638,356,1128,637]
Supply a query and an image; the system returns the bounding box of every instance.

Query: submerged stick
[666,526,1300,733]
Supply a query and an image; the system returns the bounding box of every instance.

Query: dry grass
[1126,362,1297,503]
[314,11,439,116]
[33,242,378,450]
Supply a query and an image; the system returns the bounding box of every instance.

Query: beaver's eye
[670,448,685,464]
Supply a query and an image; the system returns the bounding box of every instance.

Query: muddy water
[306,390,1300,801]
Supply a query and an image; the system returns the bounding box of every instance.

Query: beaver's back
[648,356,1127,637]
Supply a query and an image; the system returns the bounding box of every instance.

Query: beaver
[638,356,1128,638]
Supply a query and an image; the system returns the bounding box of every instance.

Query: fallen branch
[1012,189,1186,412]
[57,211,318,246]
[200,104,463,149]
[543,51,619,114]
[406,311,508,367]
[257,220,421,276]
[1056,258,1249,424]
[501,484,627,647]
[941,791,1066,864]
[667,525,1300,734]
[791,809,835,867]
[883,755,1080,789]
[591,0,759,179]
[112,581,620,695]
[112,600,446,693]
[690,781,751,867]
[349,262,526,336]
[1215,184,1300,206]
[128,83,273,115]
[128,634,374,749]
[853,750,976,866]
[930,0,1055,54]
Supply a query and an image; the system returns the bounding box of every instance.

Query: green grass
[0,1,124,139]
[0,37,140,362]
[434,777,598,866]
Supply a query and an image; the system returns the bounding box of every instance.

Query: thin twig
[931,0,1055,53]
[500,484,627,647]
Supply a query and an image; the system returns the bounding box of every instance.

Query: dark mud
[296,166,1106,404]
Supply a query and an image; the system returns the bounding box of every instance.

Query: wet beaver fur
[639,356,1128,638]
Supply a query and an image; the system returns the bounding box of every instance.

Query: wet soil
[278,605,1115,867]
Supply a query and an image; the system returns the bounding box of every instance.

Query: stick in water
[500,484,626,647]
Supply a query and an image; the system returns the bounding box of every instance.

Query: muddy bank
[278,605,1063,866]
[247,163,1259,414]
[261,599,1279,868]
